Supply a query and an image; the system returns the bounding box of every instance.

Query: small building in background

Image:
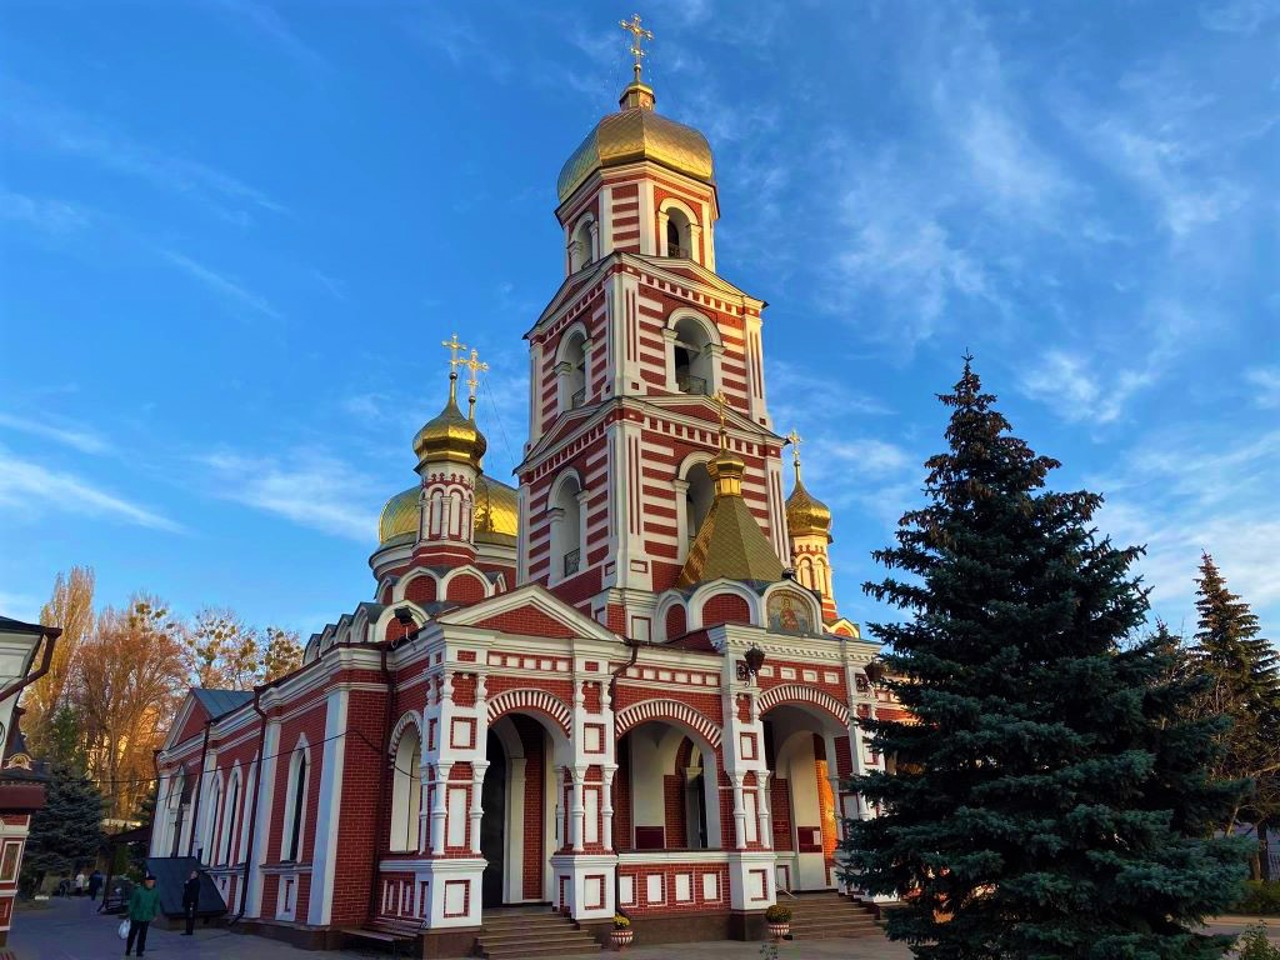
[0,616,60,945]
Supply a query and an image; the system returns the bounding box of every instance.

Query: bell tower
[517,18,789,638]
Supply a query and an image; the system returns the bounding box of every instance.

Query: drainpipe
[608,634,645,919]
[233,687,269,923]
[186,721,213,860]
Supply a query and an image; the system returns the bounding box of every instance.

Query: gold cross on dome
[785,429,803,466]
[464,348,489,402]
[711,389,729,448]
[619,14,653,80]
[441,332,468,372]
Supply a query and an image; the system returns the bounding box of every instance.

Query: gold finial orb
[412,333,487,470]
[784,429,832,541]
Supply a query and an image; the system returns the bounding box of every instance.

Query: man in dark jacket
[181,869,201,935]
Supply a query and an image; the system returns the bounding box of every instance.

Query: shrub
[1236,924,1280,960]
[1238,883,1280,917]
[765,904,792,923]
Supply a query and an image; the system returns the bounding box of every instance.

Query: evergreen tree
[843,360,1251,960]
[1191,554,1280,877]
[21,768,105,892]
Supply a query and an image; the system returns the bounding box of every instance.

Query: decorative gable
[436,584,621,644]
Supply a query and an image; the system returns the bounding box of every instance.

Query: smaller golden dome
[786,464,832,542]
[413,374,487,470]
[557,82,715,203]
[378,474,519,547]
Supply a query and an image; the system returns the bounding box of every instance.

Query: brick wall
[514,716,545,900]
[700,593,751,627]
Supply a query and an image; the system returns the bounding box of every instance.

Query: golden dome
[557,82,715,203]
[412,374,487,470]
[377,475,518,547]
[786,467,832,541]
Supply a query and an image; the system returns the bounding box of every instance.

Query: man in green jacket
[126,874,161,957]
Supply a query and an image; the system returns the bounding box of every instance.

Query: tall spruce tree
[1191,554,1280,878]
[843,360,1250,960]
[21,768,105,892]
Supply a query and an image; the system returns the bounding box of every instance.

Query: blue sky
[2,0,1277,642]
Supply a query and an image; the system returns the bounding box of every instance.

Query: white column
[430,762,452,855]
[601,763,617,853]
[569,765,587,853]
[469,761,489,855]
[731,773,747,851]
[756,770,772,850]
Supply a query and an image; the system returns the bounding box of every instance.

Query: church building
[150,24,903,955]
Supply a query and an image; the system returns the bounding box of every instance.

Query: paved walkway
[7,896,1276,960]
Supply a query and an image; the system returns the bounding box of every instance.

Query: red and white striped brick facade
[150,90,904,952]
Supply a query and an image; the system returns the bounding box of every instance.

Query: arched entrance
[480,712,567,906]
[615,720,722,852]
[761,703,848,892]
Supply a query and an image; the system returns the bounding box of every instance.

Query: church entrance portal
[481,713,561,906]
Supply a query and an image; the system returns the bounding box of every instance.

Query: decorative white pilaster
[430,762,452,855]
[756,770,772,850]
[601,763,617,853]
[731,773,747,851]
[469,760,489,855]
[569,765,587,853]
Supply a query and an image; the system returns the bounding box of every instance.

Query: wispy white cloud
[1199,0,1280,33]
[0,412,111,455]
[1018,350,1155,425]
[1245,366,1280,408]
[1,80,286,221]
[199,449,380,541]
[214,0,328,71]
[161,250,282,320]
[0,448,181,532]
[0,190,91,234]
[409,10,511,82]
[1095,428,1280,625]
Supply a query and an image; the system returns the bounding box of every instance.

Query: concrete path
[7,896,1275,960]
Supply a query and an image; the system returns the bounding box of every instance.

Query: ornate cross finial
[441,333,467,373]
[619,14,654,82]
[464,348,489,420]
[785,429,803,467]
[711,389,729,449]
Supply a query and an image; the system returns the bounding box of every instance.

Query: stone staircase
[784,891,882,940]
[476,908,600,959]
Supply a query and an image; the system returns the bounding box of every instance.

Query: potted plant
[764,903,792,940]
[610,912,634,950]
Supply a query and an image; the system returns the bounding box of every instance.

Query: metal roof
[191,689,254,719]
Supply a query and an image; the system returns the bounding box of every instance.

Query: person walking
[88,869,104,900]
[74,870,86,896]
[125,874,160,957]
[181,869,200,935]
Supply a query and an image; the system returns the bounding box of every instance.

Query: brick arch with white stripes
[757,684,852,728]
[486,688,573,736]
[614,699,723,751]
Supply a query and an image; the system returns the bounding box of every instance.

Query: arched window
[389,724,423,852]
[685,461,714,545]
[671,316,715,396]
[569,217,596,272]
[282,747,309,862]
[220,773,241,865]
[664,206,692,258]
[205,776,222,862]
[557,329,588,411]
[550,472,584,580]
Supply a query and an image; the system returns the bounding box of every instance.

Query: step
[481,944,600,959]
[480,932,602,947]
